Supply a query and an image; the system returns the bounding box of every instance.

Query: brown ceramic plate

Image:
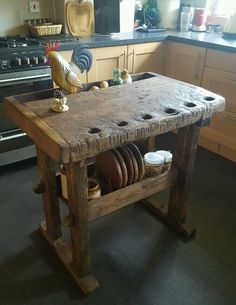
[95,150,123,191]
[127,143,145,181]
[117,146,134,185]
[112,148,128,187]
[125,145,139,184]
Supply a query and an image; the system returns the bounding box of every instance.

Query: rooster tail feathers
[71,44,93,73]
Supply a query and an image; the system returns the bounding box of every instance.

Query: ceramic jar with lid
[155,150,173,171]
[144,152,164,178]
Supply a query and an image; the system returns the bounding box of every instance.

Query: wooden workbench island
[5,73,225,294]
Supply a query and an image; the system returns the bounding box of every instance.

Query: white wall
[0,0,55,35]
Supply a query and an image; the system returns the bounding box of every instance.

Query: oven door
[0,68,53,166]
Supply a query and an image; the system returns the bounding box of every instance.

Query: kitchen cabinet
[88,42,166,83]
[165,41,206,86]
[87,46,127,82]
[201,49,236,162]
[127,42,166,75]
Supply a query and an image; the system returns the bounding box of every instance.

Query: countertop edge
[57,31,236,54]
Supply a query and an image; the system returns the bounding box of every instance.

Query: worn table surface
[5,73,225,163]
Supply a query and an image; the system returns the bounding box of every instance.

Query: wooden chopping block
[66,1,94,36]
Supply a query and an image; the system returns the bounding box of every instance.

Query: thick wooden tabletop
[5,73,225,163]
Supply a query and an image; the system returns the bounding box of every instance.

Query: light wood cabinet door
[165,41,206,85]
[87,46,127,82]
[127,42,166,75]
[202,66,236,114]
[58,50,88,83]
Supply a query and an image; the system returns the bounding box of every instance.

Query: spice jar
[144,152,164,178]
[155,150,173,172]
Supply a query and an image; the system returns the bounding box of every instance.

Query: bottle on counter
[111,68,123,86]
[180,7,193,32]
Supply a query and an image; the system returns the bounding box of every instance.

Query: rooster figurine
[45,43,93,112]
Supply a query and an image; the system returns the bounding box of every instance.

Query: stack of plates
[95,143,145,191]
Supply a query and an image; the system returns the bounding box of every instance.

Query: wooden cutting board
[66,1,94,36]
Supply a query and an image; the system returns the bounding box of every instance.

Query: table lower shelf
[59,169,178,222]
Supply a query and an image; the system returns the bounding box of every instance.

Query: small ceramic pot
[88,178,101,200]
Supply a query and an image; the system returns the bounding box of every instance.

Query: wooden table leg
[36,146,62,240]
[64,161,99,294]
[144,121,201,237]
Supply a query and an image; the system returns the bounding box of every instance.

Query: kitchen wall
[0,0,55,36]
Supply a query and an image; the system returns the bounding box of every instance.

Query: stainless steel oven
[0,35,81,166]
[0,35,54,166]
[0,68,53,166]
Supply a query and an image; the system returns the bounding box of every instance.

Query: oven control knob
[15,57,22,66]
[39,55,47,64]
[33,56,39,65]
[24,57,30,65]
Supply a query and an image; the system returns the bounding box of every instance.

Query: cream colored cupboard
[201,49,236,162]
[165,41,206,86]
[59,42,166,84]
[87,46,127,82]
[88,42,166,82]
[127,42,166,75]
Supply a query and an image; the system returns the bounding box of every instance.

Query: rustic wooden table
[5,73,225,294]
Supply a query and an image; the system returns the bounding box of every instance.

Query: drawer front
[201,111,236,151]
[210,111,236,141]
[219,145,236,163]
[202,67,236,114]
[198,134,219,153]
[206,49,236,74]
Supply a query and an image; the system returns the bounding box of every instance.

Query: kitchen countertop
[57,30,236,53]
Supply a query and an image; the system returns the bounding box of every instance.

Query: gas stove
[0,35,48,73]
[0,34,79,73]
[0,35,42,48]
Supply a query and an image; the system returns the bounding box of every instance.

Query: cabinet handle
[132,49,136,74]
[223,114,236,121]
[123,50,126,69]
[118,51,126,69]
[194,54,202,80]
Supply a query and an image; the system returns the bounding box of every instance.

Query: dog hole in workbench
[184,102,197,107]
[116,121,128,127]
[89,128,101,134]
[204,96,215,101]
[142,114,153,120]
[164,108,179,115]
